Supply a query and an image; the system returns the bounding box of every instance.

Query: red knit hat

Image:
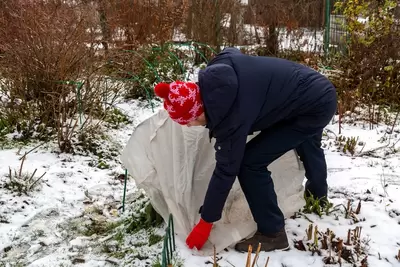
[154,81,204,125]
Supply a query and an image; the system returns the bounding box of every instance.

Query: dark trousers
[238,98,336,235]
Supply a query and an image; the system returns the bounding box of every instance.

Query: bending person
[153,47,337,252]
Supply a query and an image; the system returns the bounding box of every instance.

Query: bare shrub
[0,1,126,152]
[330,0,400,117]
[242,0,324,56]
[102,0,187,49]
[0,1,95,123]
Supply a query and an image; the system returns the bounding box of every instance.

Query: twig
[213,245,217,267]
[358,227,362,240]
[299,213,314,223]
[67,117,80,141]
[18,142,46,160]
[358,143,391,157]
[325,128,337,138]
[27,168,38,183]
[345,229,351,245]
[264,256,270,267]
[225,259,235,267]
[99,233,116,243]
[246,245,252,267]
[355,200,361,214]
[104,259,119,265]
[321,234,328,250]
[393,137,400,147]
[338,102,342,135]
[313,225,319,246]
[337,239,343,265]
[358,142,366,155]
[251,243,261,267]
[27,172,46,191]
[19,153,26,177]
[345,200,351,218]
[328,230,332,258]
[307,224,313,240]
[390,110,399,134]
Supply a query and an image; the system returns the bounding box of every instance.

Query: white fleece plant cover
[121,110,306,256]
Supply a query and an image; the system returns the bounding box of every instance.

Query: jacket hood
[207,47,242,66]
[198,63,239,132]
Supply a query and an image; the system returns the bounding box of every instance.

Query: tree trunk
[266,22,279,55]
[186,0,194,40]
[97,0,110,54]
[228,7,238,45]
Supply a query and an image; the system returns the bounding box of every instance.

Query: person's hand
[186,218,213,250]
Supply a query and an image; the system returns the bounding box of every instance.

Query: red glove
[186,218,213,250]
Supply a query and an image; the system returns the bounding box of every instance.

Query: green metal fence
[324,0,349,57]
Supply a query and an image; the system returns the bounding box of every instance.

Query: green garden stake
[163,232,170,265]
[169,214,175,249]
[167,228,173,260]
[122,169,128,212]
[160,214,175,266]
[162,236,167,267]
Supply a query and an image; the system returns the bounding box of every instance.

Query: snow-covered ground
[1,101,400,267]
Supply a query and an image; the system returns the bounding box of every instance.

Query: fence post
[324,0,331,57]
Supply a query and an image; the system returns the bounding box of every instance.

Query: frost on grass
[1,155,46,195]
[0,193,164,267]
[60,190,167,266]
[0,190,168,267]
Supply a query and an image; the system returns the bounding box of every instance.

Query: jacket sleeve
[200,119,250,223]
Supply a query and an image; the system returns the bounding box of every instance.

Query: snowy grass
[1,100,400,267]
[0,100,160,267]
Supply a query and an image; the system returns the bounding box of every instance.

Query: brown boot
[234,229,290,252]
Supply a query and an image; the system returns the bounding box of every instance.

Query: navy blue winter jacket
[197,47,336,223]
